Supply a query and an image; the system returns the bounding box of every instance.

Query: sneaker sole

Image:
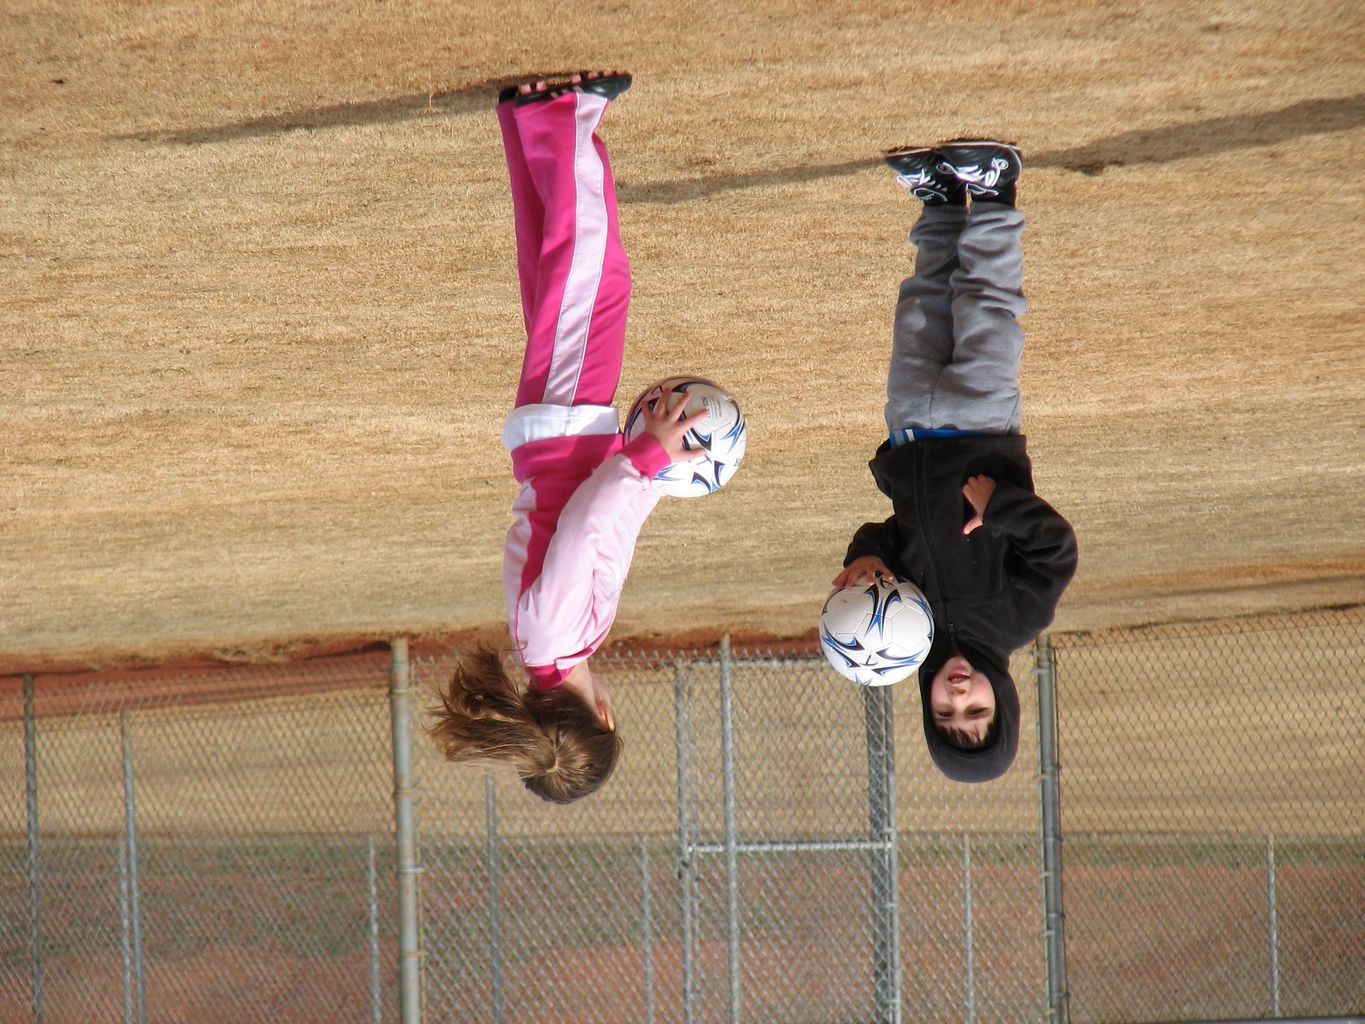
[937,139,1022,158]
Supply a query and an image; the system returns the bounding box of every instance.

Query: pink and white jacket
[502,404,670,684]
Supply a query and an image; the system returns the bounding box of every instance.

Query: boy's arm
[978,480,1079,635]
[844,516,904,572]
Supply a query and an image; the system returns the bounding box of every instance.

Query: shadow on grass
[622,92,1365,201]
[1029,92,1365,176]
[111,74,534,145]
[120,88,1364,199]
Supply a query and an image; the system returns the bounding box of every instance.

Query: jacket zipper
[912,443,956,641]
[917,445,950,630]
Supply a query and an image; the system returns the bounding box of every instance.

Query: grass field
[2,0,1363,672]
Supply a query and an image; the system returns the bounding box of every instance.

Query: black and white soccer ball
[819,577,934,686]
[624,376,747,498]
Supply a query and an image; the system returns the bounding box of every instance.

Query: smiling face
[928,656,997,748]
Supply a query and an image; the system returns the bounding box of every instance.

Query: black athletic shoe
[883,145,964,205]
[511,72,633,107]
[936,140,1022,200]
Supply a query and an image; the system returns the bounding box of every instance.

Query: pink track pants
[498,91,630,409]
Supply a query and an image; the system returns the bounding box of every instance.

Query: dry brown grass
[2,0,1363,671]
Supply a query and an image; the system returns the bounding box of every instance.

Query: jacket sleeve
[515,436,668,663]
[844,516,904,569]
[981,480,1078,636]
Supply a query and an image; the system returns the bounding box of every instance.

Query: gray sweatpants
[884,203,1027,434]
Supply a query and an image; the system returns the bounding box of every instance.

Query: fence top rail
[1049,603,1363,648]
[414,647,826,669]
[0,650,393,722]
[7,603,1361,718]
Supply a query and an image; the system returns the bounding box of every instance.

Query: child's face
[563,660,615,732]
[929,656,996,745]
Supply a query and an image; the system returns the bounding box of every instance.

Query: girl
[430,72,706,804]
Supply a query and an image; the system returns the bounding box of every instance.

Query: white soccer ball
[624,376,747,498]
[819,577,935,687]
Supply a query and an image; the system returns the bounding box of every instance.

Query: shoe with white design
[935,140,1022,200]
[883,145,964,205]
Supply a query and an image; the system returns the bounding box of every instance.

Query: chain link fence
[2,607,1362,1023]
[0,655,400,1024]
[1051,608,1365,1023]
[412,643,1044,1024]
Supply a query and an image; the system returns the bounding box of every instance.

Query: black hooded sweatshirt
[844,433,1078,782]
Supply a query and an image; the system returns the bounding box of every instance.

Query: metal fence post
[674,659,697,1024]
[1035,635,1068,1024]
[367,835,382,1024]
[1267,833,1280,1016]
[719,635,742,1024]
[120,712,147,1024]
[484,773,504,1024]
[118,842,132,1024]
[389,638,423,1024]
[962,834,976,1024]
[863,684,901,1024]
[23,675,44,1024]
[640,837,655,1024]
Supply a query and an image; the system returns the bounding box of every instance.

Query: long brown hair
[428,645,623,804]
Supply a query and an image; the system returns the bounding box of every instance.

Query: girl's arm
[515,439,667,664]
[516,388,707,665]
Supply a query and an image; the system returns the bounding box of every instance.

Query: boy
[833,140,1078,783]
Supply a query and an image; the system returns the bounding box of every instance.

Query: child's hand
[642,387,709,463]
[832,556,894,590]
[962,475,997,535]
